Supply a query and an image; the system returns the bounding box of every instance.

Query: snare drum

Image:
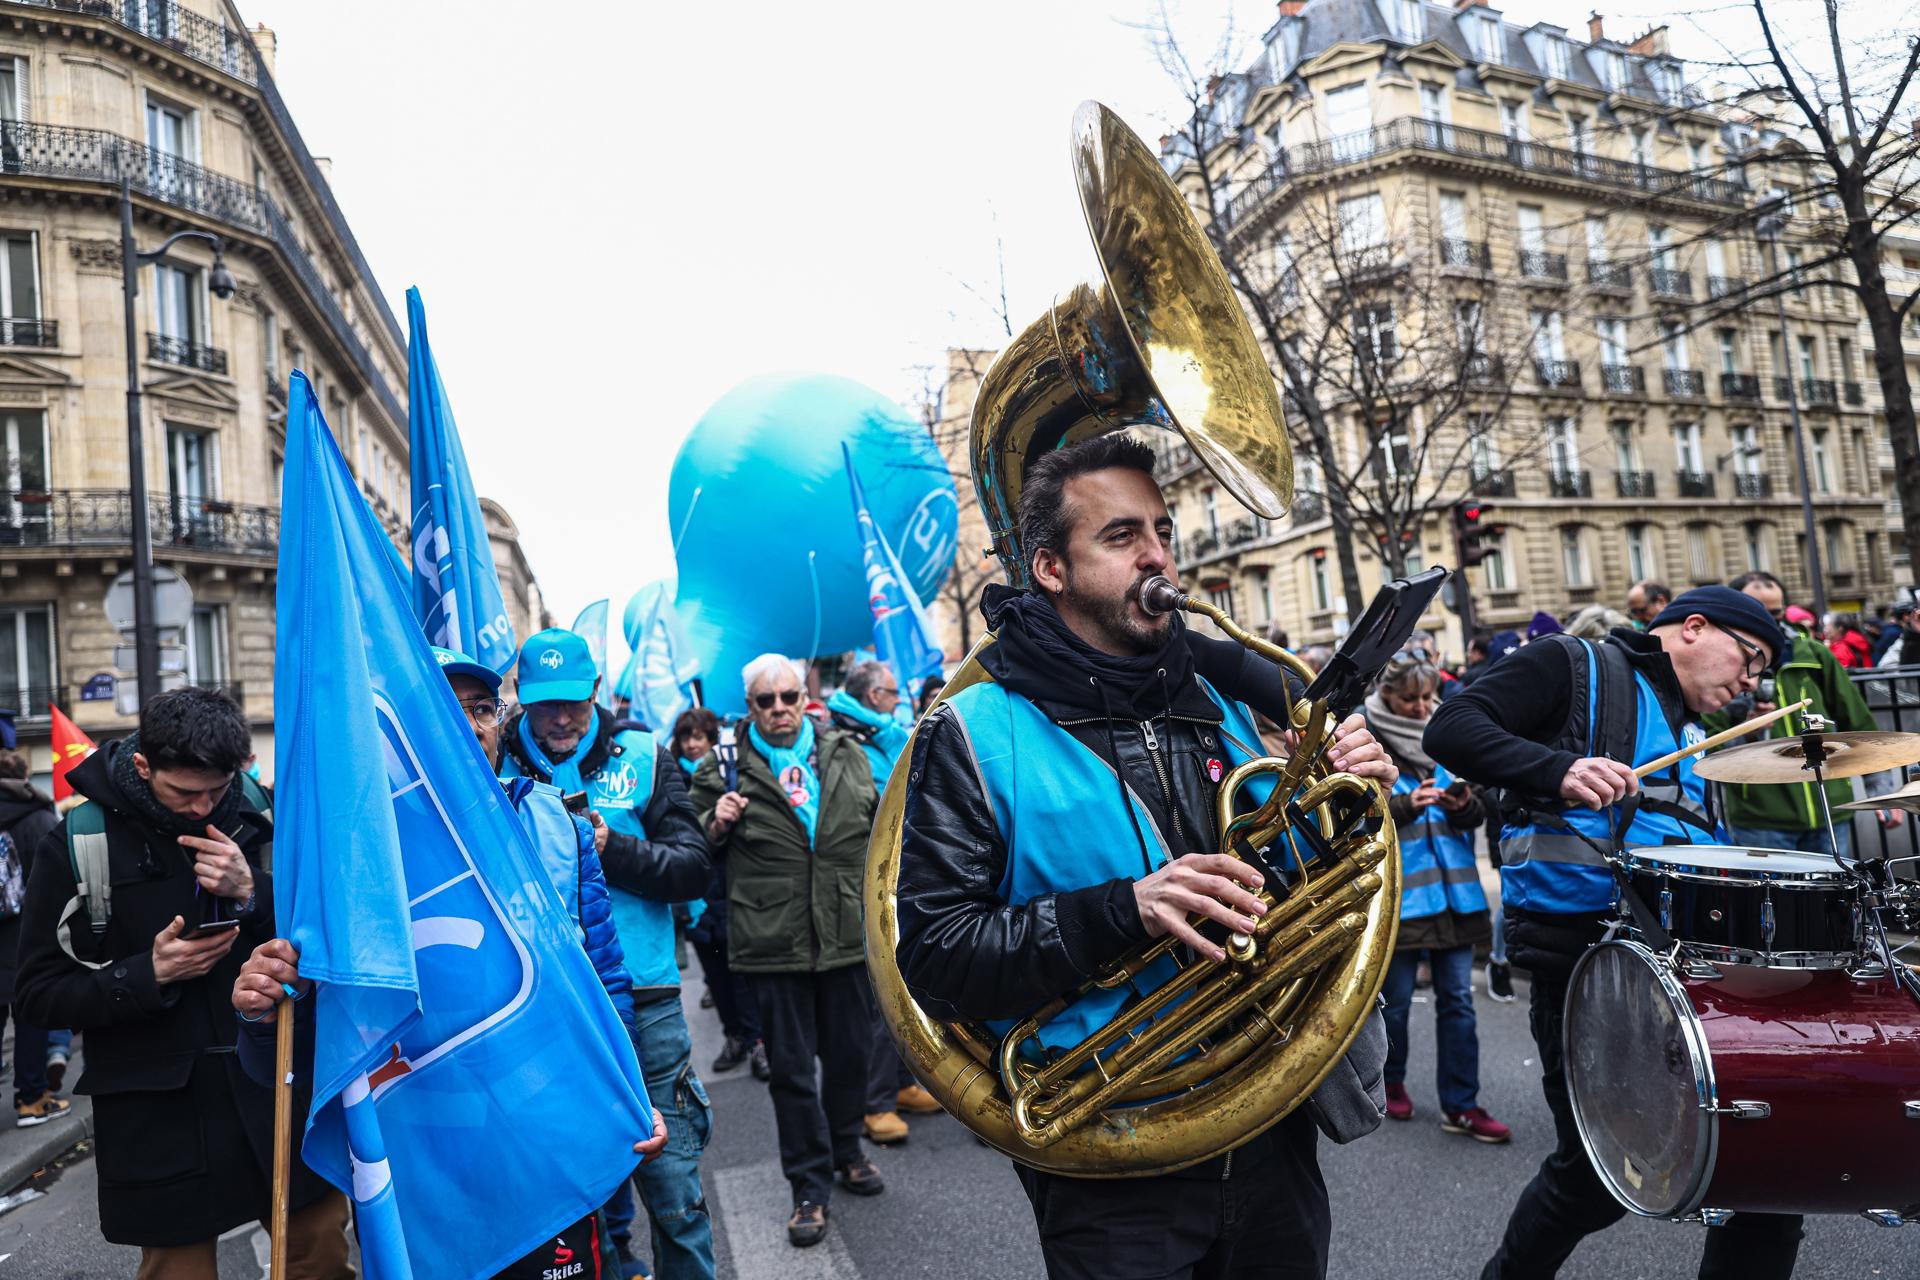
[1566,939,1920,1221]
[1621,845,1864,968]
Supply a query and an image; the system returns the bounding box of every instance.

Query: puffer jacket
[0,777,57,1005]
[507,780,634,1026]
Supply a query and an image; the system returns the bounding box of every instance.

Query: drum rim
[1565,938,1718,1219]
[1622,850,1854,888]
[1669,941,1860,970]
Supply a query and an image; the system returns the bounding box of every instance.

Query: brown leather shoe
[837,1154,885,1196]
[895,1084,942,1115]
[787,1200,828,1247]
[863,1110,908,1144]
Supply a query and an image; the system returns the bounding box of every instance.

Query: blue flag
[275,371,651,1279]
[407,287,517,676]
[843,443,945,697]
[571,598,612,701]
[615,582,700,731]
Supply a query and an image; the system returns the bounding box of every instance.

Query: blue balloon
[670,373,959,716]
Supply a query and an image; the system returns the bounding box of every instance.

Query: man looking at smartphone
[14,686,352,1277]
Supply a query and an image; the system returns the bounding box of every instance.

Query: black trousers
[1480,965,1806,1279]
[692,935,759,1042]
[752,965,872,1205]
[1014,1110,1330,1280]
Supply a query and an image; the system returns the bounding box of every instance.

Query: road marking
[712,1160,860,1280]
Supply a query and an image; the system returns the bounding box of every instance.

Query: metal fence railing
[1845,665,1920,873]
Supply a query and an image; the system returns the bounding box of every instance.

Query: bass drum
[1565,940,1920,1221]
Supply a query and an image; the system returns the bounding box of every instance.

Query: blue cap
[1489,630,1522,661]
[1650,585,1790,667]
[430,646,501,694]
[515,628,598,704]
[0,708,15,751]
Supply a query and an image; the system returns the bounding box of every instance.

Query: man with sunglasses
[689,654,883,1249]
[1425,586,1798,1280]
[498,628,714,1280]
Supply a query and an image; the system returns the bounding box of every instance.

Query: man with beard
[893,435,1396,1280]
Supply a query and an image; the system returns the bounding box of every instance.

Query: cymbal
[1693,731,1920,784]
[1836,777,1920,812]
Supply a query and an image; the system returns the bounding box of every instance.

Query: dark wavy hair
[671,707,721,756]
[138,685,250,775]
[1015,434,1159,576]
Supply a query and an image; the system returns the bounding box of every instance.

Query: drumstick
[1633,698,1812,779]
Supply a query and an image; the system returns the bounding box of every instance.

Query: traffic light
[1451,500,1503,567]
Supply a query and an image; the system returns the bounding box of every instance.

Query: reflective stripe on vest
[945,675,1268,1059]
[1498,645,1717,913]
[1392,763,1488,921]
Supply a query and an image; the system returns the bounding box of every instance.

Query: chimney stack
[1588,12,1605,42]
[249,23,276,76]
[1278,0,1306,15]
[1627,24,1669,56]
[1453,0,1486,12]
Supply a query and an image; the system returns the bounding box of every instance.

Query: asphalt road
[4,971,1917,1279]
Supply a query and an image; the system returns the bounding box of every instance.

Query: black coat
[0,778,57,1005]
[14,743,329,1246]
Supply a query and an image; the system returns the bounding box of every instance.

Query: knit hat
[1649,585,1790,667]
[1527,611,1563,640]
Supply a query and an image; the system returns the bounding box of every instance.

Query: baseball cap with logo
[430,646,502,695]
[515,628,598,704]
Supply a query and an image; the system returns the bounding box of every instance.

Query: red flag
[48,704,96,803]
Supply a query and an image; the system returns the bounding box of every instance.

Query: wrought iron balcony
[1519,250,1569,281]
[1773,375,1795,401]
[1462,352,1503,382]
[147,332,228,374]
[0,488,277,556]
[1186,530,1220,561]
[10,0,260,85]
[1601,363,1645,394]
[0,683,57,720]
[1293,491,1327,523]
[1550,470,1592,498]
[1721,372,1761,401]
[1587,259,1634,289]
[1664,368,1706,397]
[1649,268,1693,298]
[1534,358,1581,390]
[1802,378,1838,407]
[1439,237,1490,269]
[1616,470,1656,497]
[0,317,55,347]
[1224,516,1268,549]
[1734,473,1772,499]
[1844,380,1864,406]
[1676,470,1715,498]
[1221,115,1746,230]
[1470,468,1515,498]
[1708,275,1747,299]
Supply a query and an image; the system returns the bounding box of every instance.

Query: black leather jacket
[896,592,1297,1023]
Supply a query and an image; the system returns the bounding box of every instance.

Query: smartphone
[562,790,591,814]
[1445,780,1470,798]
[178,916,242,940]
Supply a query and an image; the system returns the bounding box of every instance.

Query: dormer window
[1393,0,1422,42]
[1653,61,1681,101]
[1478,14,1502,61]
[1605,50,1626,90]
[1545,36,1571,79]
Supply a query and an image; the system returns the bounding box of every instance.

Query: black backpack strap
[1589,638,1640,765]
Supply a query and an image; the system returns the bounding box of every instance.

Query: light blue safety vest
[502,723,675,988]
[1391,764,1488,922]
[1498,643,1718,913]
[508,778,585,935]
[944,674,1273,1060]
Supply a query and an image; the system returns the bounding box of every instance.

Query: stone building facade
[1152,0,1895,652]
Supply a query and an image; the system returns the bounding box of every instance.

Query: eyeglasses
[1712,623,1766,678]
[874,686,900,699]
[753,689,803,710]
[460,698,507,729]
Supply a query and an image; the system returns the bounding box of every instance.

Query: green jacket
[1701,627,1876,832]
[689,725,878,974]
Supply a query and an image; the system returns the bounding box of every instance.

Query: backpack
[56,801,113,970]
[0,829,24,920]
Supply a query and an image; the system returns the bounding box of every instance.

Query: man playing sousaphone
[894,436,1396,1279]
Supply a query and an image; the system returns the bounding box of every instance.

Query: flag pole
[270,1007,294,1278]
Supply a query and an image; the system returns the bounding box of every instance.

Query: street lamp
[119,173,235,707]
[1756,211,1826,620]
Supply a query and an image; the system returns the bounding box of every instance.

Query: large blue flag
[843,443,945,697]
[615,582,700,730]
[571,598,612,701]
[407,286,517,676]
[275,371,651,1279]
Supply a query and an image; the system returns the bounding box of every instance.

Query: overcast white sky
[244,0,1759,640]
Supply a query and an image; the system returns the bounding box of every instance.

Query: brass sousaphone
[864,101,1399,1176]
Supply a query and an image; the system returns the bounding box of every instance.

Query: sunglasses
[754,689,803,710]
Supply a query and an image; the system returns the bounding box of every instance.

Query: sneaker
[16,1093,70,1128]
[1385,1083,1414,1122]
[612,1241,649,1280]
[710,1034,749,1074]
[787,1200,828,1248]
[45,1049,68,1094]
[837,1154,885,1196]
[699,988,715,1010]
[1442,1107,1513,1144]
[863,1111,909,1144]
[895,1084,941,1115]
[749,1041,771,1081]
[1487,962,1516,1003]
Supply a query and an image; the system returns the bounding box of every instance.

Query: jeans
[1729,822,1854,860]
[1479,966,1804,1279]
[1381,946,1480,1113]
[1489,904,1508,966]
[754,966,873,1205]
[0,1004,50,1106]
[604,996,714,1280]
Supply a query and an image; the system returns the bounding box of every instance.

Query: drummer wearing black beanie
[1424,587,1798,1280]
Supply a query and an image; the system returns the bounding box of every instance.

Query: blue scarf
[516,707,600,794]
[749,718,819,845]
[678,756,699,776]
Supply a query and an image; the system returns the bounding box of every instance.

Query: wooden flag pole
[270,1005,295,1279]
[1633,697,1811,780]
